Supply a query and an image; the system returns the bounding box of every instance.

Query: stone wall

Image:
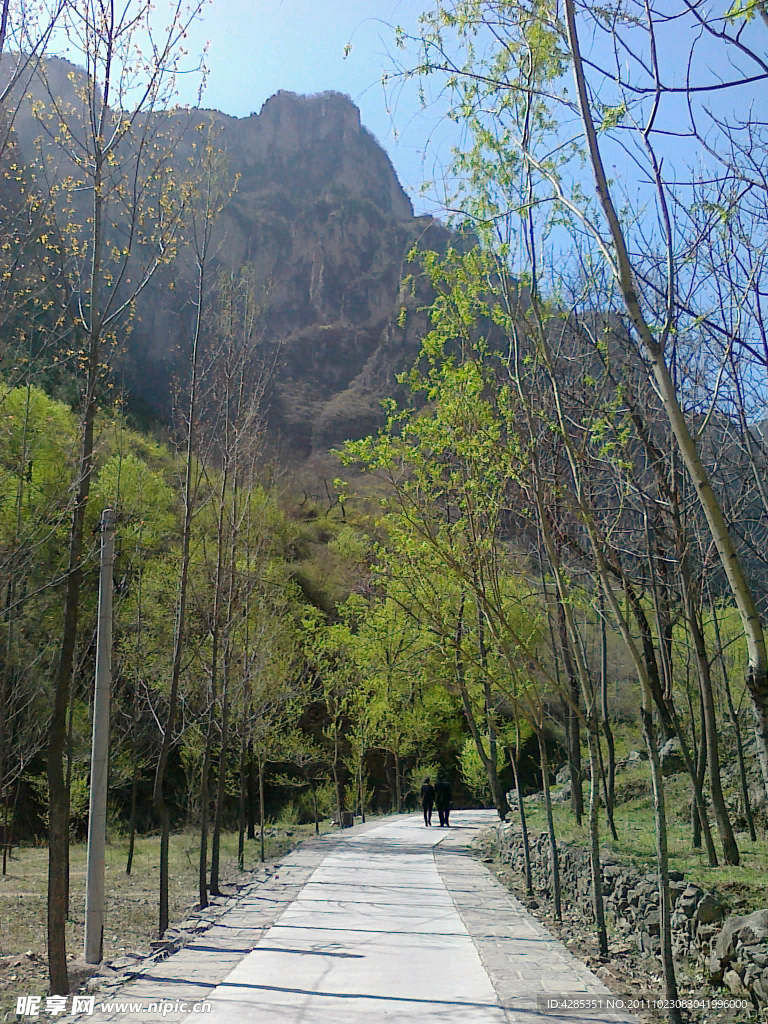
[496,823,768,1009]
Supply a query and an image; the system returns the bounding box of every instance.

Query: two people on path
[421,775,452,827]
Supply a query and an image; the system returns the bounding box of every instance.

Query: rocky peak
[223,89,413,222]
[4,58,452,454]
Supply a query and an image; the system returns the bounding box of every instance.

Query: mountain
[5,58,456,454]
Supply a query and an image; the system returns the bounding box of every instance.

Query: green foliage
[27,765,90,837]
[459,736,506,803]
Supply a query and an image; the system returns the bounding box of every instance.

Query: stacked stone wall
[496,824,768,1009]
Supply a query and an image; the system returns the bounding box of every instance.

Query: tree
[152,135,233,936]
[397,0,768,816]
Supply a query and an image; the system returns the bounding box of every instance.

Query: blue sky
[169,0,458,215]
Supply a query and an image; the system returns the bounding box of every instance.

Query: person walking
[420,778,435,826]
[434,774,452,827]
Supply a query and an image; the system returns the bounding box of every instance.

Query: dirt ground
[0,824,327,1022]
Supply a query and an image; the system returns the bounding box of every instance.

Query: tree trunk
[586,720,608,955]
[679,562,739,864]
[237,733,246,871]
[640,706,682,1023]
[209,675,230,895]
[456,597,509,818]
[309,777,319,835]
[557,601,583,825]
[598,598,618,840]
[247,743,256,841]
[509,739,532,894]
[259,755,265,864]
[625,587,675,741]
[152,234,205,937]
[711,594,757,842]
[691,683,707,851]
[478,601,509,820]
[332,720,344,826]
[198,720,213,909]
[537,728,561,921]
[642,517,718,864]
[48,398,97,992]
[64,663,76,917]
[126,753,139,876]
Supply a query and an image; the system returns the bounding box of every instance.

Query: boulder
[723,967,751,1000]
[695,893,725,924]
[714,910,768,965]
[658,737,686,776]
[677,884,704,918]
[708,952,726,984]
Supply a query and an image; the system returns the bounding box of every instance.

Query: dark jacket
[434,779,452,808]
[420,783,435,806]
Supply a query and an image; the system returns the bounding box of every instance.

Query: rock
[105,957,141,972]
[695,893,725,924]
[149,938,178,952]
[723,967,751,1000]
[696,924,720,949]
[658,737,686,776]
[677,885,704,918]
[714,909,768,965]
[752,969,768,1006]
[639,931,661,954]
[744,962,762,988]
[741,947,768,968]
[625,749,647,764]
[643,909,661,936]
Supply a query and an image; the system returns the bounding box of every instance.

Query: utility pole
[84,509,116,964]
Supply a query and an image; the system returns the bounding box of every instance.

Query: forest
[1,1,768,1020]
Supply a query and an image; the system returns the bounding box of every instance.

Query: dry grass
[0,823,331,1019]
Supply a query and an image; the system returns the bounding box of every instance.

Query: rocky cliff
[6,58,454,454]
[183,89,452,453]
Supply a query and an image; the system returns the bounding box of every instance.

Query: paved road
[74,811,636,1024]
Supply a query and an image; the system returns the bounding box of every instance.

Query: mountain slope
[6,59,453,453]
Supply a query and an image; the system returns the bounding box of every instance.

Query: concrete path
[70,811,637,1024]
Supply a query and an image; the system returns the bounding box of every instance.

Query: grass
[518,764,768,912]
[0,822,333,1019]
